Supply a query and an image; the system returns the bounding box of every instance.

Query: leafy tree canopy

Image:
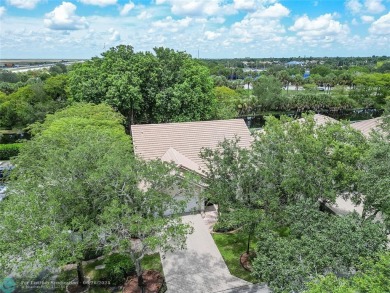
[68,45,216,129]
[305,252,390,293]
[0,103,192,288]
[252,202,388,293]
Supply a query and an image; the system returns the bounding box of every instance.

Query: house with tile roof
[131,119,253,213]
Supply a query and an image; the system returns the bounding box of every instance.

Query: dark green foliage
[0,71,21,83]
[49,64,67,75]
[252,75,282,111]
[68,45,216,128]
[305,252,390,293]
[0,143,22,160]
[252,203,388,293]
[100,253,135,286]
[0,77,69,129]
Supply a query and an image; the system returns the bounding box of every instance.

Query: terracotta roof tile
[132,119,253,173]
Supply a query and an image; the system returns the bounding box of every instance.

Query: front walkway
[161,214,269,293]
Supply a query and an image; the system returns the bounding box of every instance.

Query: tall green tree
[68,45,216,130]
[0,104,192,290]
[201,138,265,253]
[252,75,282,111]
[0,104,129,285]
[252,115,367,206]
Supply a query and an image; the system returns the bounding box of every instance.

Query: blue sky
[0,0,389,59]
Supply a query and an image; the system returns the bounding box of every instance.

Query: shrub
[213,220,240,233]
[0,143,22,160]
[100,253,135,286]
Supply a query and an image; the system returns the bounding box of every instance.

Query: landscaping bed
[56,253,164,293]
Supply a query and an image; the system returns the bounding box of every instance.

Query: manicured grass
[212,232,258,283]
[142,253,164,274]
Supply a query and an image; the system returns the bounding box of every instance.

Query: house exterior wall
[165,183,205,215]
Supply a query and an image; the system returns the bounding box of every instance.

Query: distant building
[286,61,304,66]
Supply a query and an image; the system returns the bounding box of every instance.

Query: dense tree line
[1,46,217,131]
[1,48,388,131]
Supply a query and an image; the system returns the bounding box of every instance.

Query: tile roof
[350,117,382,137]
[132,119,253,174]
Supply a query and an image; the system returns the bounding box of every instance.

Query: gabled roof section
[161,147,204,175]
[132,119,253,174]
[350,117,382,137]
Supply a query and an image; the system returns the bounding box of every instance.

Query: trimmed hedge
[0,143,22,160]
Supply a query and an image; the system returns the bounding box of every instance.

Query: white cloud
[155,0,235,17]
[44,2,89,30]
[345,0,363,14]
[361,15,375,23]
[351,18,359,25]
[78,0,117,7]
[120,1,135,16]
[364,0,385,14]
[290,13,349,37]
[252,3,290,18]
[0,6,6,17]
[151,16,192,33]
[6,0,43,9]
[204,31,221,40]
[108,28,121,41]
[228,4,290,43]
[137,11,153,20]
[289,13,350,50]
[369,12,390,34]
[233,0,256,11]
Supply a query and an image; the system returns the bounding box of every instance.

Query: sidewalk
[161,214,268,293]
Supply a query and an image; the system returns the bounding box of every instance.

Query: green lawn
[212,232,258,283]
[142,253,164,273]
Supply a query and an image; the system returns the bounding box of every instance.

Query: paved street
[161,214,270,293]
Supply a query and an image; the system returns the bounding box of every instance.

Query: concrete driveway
[161,214,270,293]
